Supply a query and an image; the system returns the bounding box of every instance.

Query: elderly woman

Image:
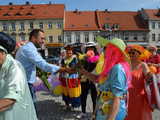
[146,45,160,74]
[125,45,152,120]
[80,37,131,120]
[0,32,37,120]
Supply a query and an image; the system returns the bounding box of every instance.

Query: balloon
[53,85,63,95]
[52,81,61,88]
[96,52,104,74]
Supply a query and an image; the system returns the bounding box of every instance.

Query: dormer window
[20,6,24,10]
[112,24,119,30]
[31,6,35,9]
[104,23,110,30]
[9,7,14,10]
[15,12,22,16]
[3,13,10,16]
[26,12,32,16]
[70,24,75,27]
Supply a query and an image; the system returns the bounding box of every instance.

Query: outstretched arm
[0,99,15,112]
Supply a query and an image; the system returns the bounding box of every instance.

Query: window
[158,22,160,29]
[3,13,10,16]
[84,32,89,42]
[30,22,34,30]
[158,34,160,41]
[20,34,25,41]
[113,24,119,30]
[93,32,97,42]
[133,33,138,41]
[11,23,16,31]
[39,22,43,29]
[152,33,156,41]
[104,23,110,29]
[75,33,80,43]
[58,35,62,43]
[20,22,25,31]
[49,36,53,43]
[124,33,129,41]
[11,34,16,40]
[152,22,156,29]
[66,34,71,43]
[56,23,62,29]
[2,23,8,31]
[48,22,52,29]
[142,33,146,41]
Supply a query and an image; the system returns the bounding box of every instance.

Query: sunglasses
[128,51,140,55]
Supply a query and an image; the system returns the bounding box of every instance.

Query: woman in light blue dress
[0,32,37,120]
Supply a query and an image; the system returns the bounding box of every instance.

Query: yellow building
[0,2,65,45]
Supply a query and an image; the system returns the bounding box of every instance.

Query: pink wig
[98,43,131,87]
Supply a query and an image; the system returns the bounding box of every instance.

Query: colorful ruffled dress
[59,55,81,107]
[96,64,128,120]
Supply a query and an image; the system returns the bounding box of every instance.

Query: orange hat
[126,44,152,61]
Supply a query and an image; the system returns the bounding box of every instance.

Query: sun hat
[0,32,16,53]
[85,42,97,47]
[96,36,130,62]
[126,44,144,54]
[64,44,73,51]
[126,44,151,61]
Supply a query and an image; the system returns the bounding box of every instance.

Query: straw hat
[96,36,130,62]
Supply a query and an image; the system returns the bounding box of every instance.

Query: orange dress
[125,65,152,120]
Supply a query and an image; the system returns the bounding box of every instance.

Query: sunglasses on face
[128,51,140,55]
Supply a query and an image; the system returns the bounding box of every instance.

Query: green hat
[0,45,8,53]
[96,36,130,62]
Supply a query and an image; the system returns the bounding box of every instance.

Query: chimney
[9,2,13,5]
[49,1,52,5]
[26,1,30,5]
[156,8,160,16]
[74,9,78,13]
[105,9,108,12]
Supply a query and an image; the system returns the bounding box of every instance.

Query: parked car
[45,56,60,65]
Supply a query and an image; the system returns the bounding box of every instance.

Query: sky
[0,0,160,11]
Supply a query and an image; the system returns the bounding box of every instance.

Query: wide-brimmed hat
[96,36,130,62]
[0,32,16,53]
[64,44,73,51]
[126,44,151,61]
[126,44,144,54]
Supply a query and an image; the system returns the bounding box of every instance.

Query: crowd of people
[0,29,160,120]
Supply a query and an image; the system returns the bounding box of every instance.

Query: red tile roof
[97,11,148,31]
[144,9,160,20]
[0,4,65,20]
[64,11,99,31]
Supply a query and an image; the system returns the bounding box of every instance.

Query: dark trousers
[80,80,97,113]
[28,83,37,113]
[28,83,37,102]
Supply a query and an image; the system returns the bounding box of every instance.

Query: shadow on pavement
[36,99,82,120]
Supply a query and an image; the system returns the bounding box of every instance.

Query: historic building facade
[0,2,64,44]
[1,2,160,49]
[139,8,160,46]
